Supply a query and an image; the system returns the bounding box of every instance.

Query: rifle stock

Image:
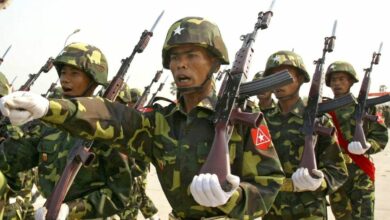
[200,6,274,189]
[353,43,382,149]
[44,11,164,219]
[299,21,336,176]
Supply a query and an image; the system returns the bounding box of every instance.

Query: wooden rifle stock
[353,43,382,149]
[44,11,164,219]
[200,8,274,190]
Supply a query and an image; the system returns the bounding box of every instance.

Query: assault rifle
[0,44,11,66]
[299,21,337,176]
[19,57,54,91]
[44,10,164,220]
[146,75,168,106]
[353,43,382,149]
[200,1,283,190]
[134,69,163,109]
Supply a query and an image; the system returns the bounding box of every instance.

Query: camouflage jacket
[263,99,348,215]
[329,97,388,157]
[0,120,136,219]
[40,92,285,219]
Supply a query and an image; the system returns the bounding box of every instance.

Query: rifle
[134,69,163,109]
[366,94,390,107]
[44,10,164,220]
[19,57,54,91]
[200,2,276,190]
[353,42,382,149]
[146,75,168,106]
[299,20,337,176]
[43,78,60,98]
[0,45,11,66]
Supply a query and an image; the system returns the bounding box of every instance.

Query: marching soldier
[0,17,285,219]
[261,51,348,220]
[325,61,388,220]
[0,43,137,219]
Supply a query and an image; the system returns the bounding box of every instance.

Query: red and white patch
[251,125,271,150]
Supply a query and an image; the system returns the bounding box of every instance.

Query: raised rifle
[19,57,54,91]
[44,10,164,220]
[134,69,163,109]
[0,44,11,66]
[200,1,280,190]
[146,75,168,106]
[353,42,383,149]
[299,21,337,176]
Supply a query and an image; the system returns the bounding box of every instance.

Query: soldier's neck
[278,95,300,115]
[182,85,212,113]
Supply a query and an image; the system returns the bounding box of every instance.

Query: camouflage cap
[162,17,229,69]
[0,72,10,97]
[54,42,108,86]
[325,61,359,86]
[264,50,310,82]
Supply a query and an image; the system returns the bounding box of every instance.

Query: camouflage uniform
[0,43,137,219]
[325,61,389,220]
[0,72,37,220]
[35,17,285,219]
[262,51,348,220]
[114,83,158,219]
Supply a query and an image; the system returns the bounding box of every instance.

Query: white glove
[35,203,69,220]
[147,213,161,220]
[0,91,49,126]
[348,141,371,155]
[190,173,240,207]
[292,168,324,192]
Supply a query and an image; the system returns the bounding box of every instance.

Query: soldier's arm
[365,108,388,154]
[317,118,348,194]
[42,97,154,160]
[217,122,285,218]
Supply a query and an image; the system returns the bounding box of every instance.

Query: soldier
[113,83,159,220]
[0,17,285,219]
[325,61,388,220]
[260,51,348,220]
[0,43,137,219]
[253,71,276,112]
[0,72,37,220]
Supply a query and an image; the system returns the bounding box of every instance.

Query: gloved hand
[348,141,371,155]
[292,168,324,192]
[190,173,240,207]
[35,203,69,220]
[0,91,49,126]
[147,213,161,220]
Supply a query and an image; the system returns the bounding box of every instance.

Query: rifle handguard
[230,108,263,128]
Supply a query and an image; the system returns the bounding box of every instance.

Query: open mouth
[177,75,191,83]
[62,87,72,93]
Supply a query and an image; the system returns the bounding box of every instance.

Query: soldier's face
[269,66,303,101]
[169,45,216,91]
[59,65,94,97]
[329,72,353,98]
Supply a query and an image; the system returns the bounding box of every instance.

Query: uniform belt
[169,213,232,220]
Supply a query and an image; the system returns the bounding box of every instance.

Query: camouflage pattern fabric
[162,17,229,68]
[40,91,285,219]
[0,120,137,219]
[328,101,388,220]
[262,99,348,220]
[54,42,108,86]
[0,122,37,220]
[263,50,310,82]
[325,61,359,87]
[0,72,10,97]
[47,86,63,99]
